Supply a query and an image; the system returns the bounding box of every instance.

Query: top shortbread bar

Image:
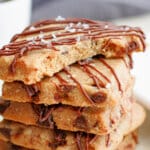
[0,17,145,84]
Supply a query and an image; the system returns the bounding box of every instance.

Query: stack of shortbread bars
[0,17,146,150]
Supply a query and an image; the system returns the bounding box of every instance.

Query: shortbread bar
[0,103,145,150]
[0,18,145,84]
[0,97,132,135]
[2,56,133,107]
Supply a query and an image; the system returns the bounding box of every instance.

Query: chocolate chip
[75,132,84,150]
[55,84,75,100]
[128,41,138,51]
[73,115,88,130]
[0,100,10,114]
[90,92,107,103]
[0,128,11,139]
[49,130,67,148]
[58,84,75,93]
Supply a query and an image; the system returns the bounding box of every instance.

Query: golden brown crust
[2,57,134,107]
[0,103,145,150]
[0,18,145,84]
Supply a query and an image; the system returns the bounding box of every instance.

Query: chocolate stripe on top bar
[0,18,145,74]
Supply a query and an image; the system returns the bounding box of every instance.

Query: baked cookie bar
[0,18,145,84]
[2,56,134,107]
[0,103,145,150]
[0,131,138,150]
[0,96,132,135]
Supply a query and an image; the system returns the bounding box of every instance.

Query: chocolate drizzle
[22,55,124,105]
[55,74,68,84]
[49,130,67,150]
[75,132,96,150]
[23,84,40,100]
[106,134,111,147]
[122,57,129,68]
[128,54,133,69]
[76,132,84,150]
[54,74,76,100]
[64,67,96,105]
[99,58,122,92]
[54,59,109,105]
[131,132,138,144]
[79,61,105,88]
[31,102,96,150]
[54,57,122,105]
[32,103,88,130]
[122,55,133,69]
[0,18,145,73]
[87,63,110,83]
[32,104,55,129]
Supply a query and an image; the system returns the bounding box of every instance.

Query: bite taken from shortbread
[0,18,145,84]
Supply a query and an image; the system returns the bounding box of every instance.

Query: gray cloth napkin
[32,0,150,22]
